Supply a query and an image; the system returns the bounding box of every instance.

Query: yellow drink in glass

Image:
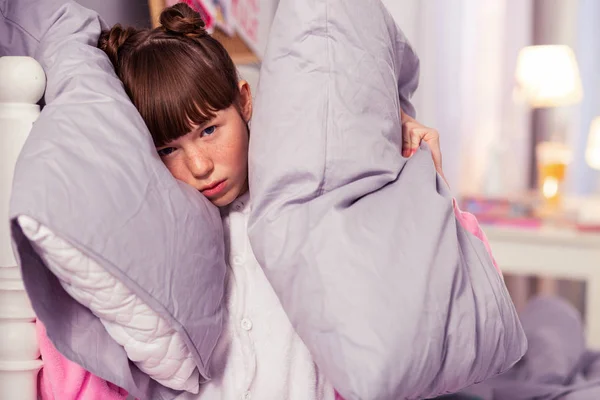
[536,141,572,212]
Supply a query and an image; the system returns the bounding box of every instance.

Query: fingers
[402,121,429,158]
[402,124,443,170]
[401,125,411,158]
[401,107,424,157]
[423,129,443,174]
[400,109,444,176]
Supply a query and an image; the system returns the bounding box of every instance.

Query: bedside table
[483,224,600,349]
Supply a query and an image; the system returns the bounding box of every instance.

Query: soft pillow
[248,0,527,399]
[2,1,226,399]
[19,216,200,393]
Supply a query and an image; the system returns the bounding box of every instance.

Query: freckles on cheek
[165,161,187,181]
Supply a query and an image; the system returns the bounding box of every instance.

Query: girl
[37,3,496,399]
[99,5,334,398]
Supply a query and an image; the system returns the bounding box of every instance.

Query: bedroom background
[2,1,600,398]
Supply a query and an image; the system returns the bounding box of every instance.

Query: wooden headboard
[0,56,45,400]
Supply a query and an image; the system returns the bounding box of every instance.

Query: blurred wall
[76,0,151,28]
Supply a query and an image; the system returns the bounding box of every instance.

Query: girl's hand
[401,109,448,186]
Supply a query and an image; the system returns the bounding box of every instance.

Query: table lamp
[515,45,583,212]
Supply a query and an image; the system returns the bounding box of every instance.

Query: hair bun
[98,25,138,69]
[160,3,207,38]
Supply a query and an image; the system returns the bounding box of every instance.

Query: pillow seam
[0,6,41,45]
[316,0,331,197]
[319,0,354,396]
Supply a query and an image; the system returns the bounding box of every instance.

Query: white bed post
[0,56,45,400]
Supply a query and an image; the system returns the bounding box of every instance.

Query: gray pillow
[248,0,527,399]
[2,1,226,399]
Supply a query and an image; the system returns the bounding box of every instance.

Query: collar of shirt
[227,191,251,215]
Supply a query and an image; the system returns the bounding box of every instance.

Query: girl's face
[156,81,252,207]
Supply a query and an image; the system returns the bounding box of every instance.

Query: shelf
[212,28,259,66]
[147,0,259,65]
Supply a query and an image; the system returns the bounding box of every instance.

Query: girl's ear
[238,80,253,123]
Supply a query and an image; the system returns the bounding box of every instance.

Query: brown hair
[98,3,239,147]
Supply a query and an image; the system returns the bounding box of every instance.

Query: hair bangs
[124,37,239,147]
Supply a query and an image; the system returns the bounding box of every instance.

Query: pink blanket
[453,199,500,274]
[37,322,128,400]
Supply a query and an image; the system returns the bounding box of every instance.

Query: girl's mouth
[201,180,227,197]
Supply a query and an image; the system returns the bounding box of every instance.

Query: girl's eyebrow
[196,114,219,130]
[157,134,185,148]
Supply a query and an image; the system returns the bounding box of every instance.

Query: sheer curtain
[570,0,600,195]
[383,0,532,196]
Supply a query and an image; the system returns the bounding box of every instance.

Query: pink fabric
[37,321,129,400]
[452,199,501,274]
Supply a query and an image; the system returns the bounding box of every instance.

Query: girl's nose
[186,149,214,179]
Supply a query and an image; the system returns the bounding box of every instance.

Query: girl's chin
[213,187,241,208]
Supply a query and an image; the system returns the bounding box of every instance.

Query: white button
[233,255,244,265]
[242,391,251,400]
[241,318,253,331]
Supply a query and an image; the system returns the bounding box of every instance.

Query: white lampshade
[586,117,600,170]
[515,45,583,108]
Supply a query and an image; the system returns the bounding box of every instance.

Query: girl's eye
[201,126,216,137]
[157,147,176,157]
